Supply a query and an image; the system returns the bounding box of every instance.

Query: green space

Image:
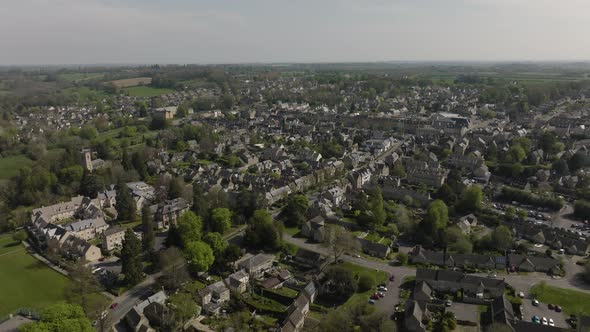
[283,226,300,236]
[530,282,590,315]
[64,87,109,101]
[58,73,105,82]
[0,235,69,317]
[124,86,174,97]
[0,156,33,180]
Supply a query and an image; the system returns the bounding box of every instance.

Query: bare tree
[322,225,360,263]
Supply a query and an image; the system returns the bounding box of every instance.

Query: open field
[0,156,32,180]
[530,282,590,316]
[109,77,152,88]
[0,235,69,317]
[124,86,174,97]
[58,72,105,82]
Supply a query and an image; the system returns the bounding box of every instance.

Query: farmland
[125,86,174,97]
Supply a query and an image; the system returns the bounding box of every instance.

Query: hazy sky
[1,0,589,65]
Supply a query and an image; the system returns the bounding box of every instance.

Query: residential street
[108,272,162,331]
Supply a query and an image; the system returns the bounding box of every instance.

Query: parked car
[445,300,452,307]
[368,299,376,305]
[370,293,380,300]
[548,304,554,310]
[389,275,395,282]
[378,292,385,298]
[532,316,540,324]
[378,286,388,292]
[518,292,525,298]
[555,306,562,312]
[532,299,540,306]
[549,318,555,327]
[542,317,548,325]
[110,303,118,309]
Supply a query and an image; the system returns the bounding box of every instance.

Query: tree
[281,194,309,227]
[192,183,209,219]
[20,302,93,332]
[323,225,360,263]
[167,177,184,200]
[141,205,155,254]
[420,200,449,242]
[157,247,190,291]
[203,232,227,257]
[167,293,201,328]
[444,226,473,254]
[131,150,148,179]
[357,272,375,292]
[506,144,526,163]
[491,225,514,252]
[457,185,483,213]
[244,210,282,250]
[184,241,215,273]
[321,266,357,301]
[65,262,107,318]
[12,229,27,242]
[115,180,136,222]
[208,208,232,234]
[433,311,457,332]
[80,170,104,198]
[394,205,416,234]
[397,252,409,265]
[121,229,143,285]
[369,187,386,228]
[177,211,203,248]
[505,206,516,219]
[121,148,133,170]
[435,184,457,207]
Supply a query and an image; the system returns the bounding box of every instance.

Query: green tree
[168,293,201,328]
[444,226,473,254]
[80,170,104,198]
[320,265,357,301]
[64,262,107,318]
[435,183,457,207]
[121,148,133,171]
[420,200,449,242]
[281,194,309,227]
[177,211,203,248]
[167,177,184,200]
[369,187,386,228]
[20,302,93,332]
[244,210,282,250]
[142,205,155,254]
[208,208,232,234]
[505,206,516,219]
[157,246,190,291]
[192,183,209,219]
[491,225,514,252]
[357,272,375,292]
[397,252,408,265]
[115,180,136,222]
[184,241,215,273]
[121,229,143,285]
[203,232,227,257]
[12,229,27,242]
[457,185,483,213]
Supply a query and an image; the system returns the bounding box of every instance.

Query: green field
[530,282,590,315]
[124,86,174,97]
[58,73,105,82]
[0,156,33,180]
[0,235,69,317]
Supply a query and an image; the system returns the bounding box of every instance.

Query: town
[1,62,590,332]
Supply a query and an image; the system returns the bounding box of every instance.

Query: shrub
[357,272,375,292]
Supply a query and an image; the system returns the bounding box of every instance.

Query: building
[63,217,108,241]
[237,253,275,278]
[151,198,190,228]
[102,225,126,251]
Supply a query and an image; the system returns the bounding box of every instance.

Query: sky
[1,0,589,65]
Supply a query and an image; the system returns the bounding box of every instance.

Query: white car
[542,317,548,325]
[549,318,555,327]
[517,292,525,298]
[378,286,388,292]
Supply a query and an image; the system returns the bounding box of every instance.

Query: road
[107,272,162,331]
[282,233,590,318]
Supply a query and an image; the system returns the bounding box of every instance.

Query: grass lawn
[283,226,300,236]
[124,86,174,97]
[58,73,105,82]
[0,235,69,317]
[0,155,32,179]
[530,282,590,315]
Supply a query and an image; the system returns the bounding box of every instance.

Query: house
[457,214,478,234]
[151,198,190,228]
[301,216,325,243]
[415,268,506,300]
[261,269,291,290]
[294,248,324,268]
[358,238,391,259]
[102,225,126,251]
[226,269,249,294]
[508,254,561,274]
[60,234,102,262]
[197,281,230,315]
[237,253,275,278]
[124,291,168,332]
[404,300,430,332]
[63,217,108,241]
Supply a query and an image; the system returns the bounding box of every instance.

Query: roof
[103,225,126,236]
